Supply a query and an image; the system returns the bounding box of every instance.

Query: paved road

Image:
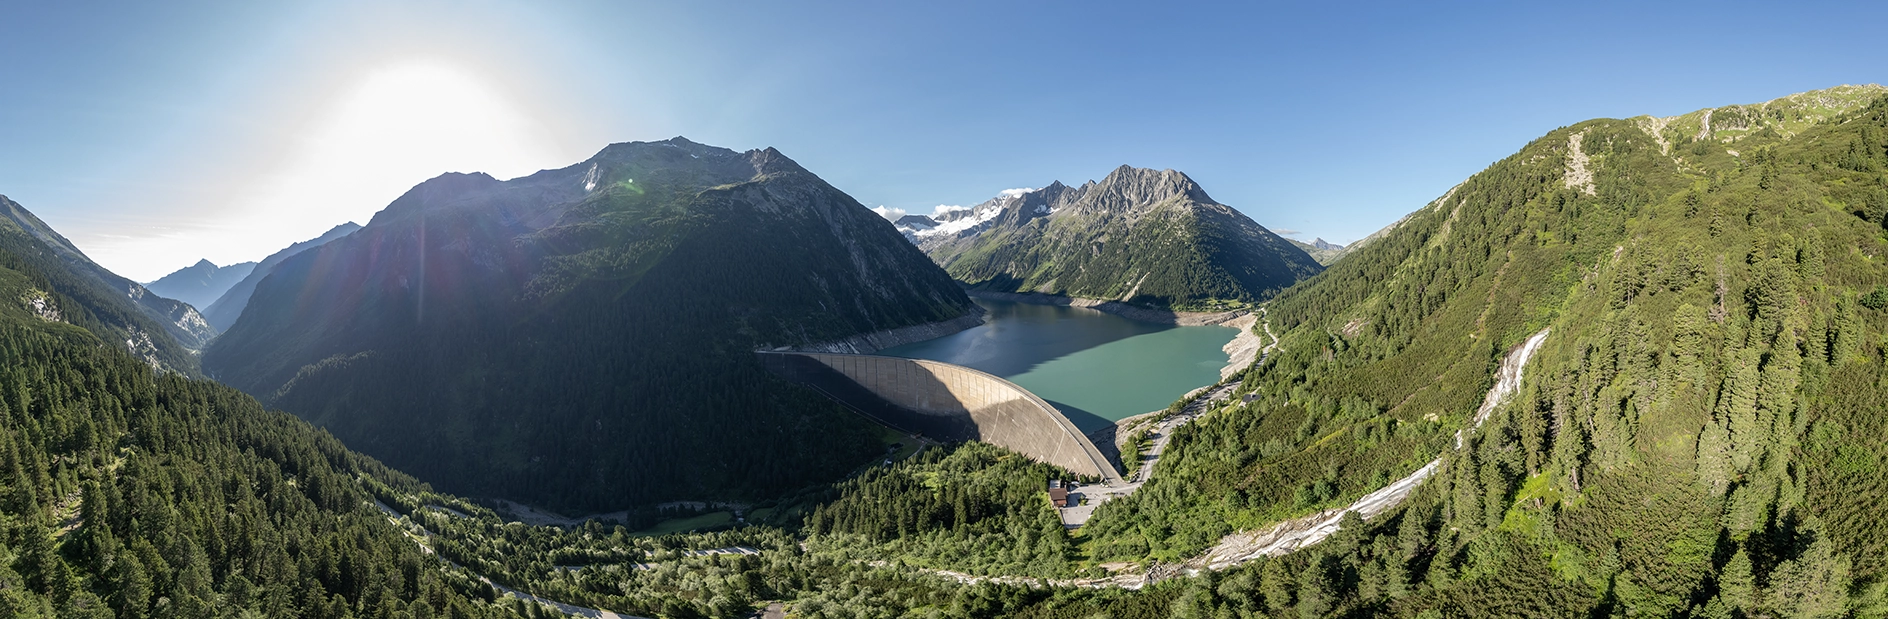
[1058,382,1236,527]
[1057,306,1280,528]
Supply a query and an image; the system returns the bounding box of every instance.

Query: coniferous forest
[7,63,1888,619]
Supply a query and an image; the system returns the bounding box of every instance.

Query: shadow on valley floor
[1049,398,1124,471]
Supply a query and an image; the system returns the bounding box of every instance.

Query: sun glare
[227,60,569,258]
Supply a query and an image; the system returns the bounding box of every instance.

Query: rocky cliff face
[919,166,1323,310]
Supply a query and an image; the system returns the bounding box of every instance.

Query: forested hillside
[1,196,214,372]
[0,225,528,617]
[1054,84,1888,616]
[204,138,978,513]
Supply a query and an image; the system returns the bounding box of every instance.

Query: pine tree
[1831,292,1863,364]
[1695,417,1733,496]
[1718,347,1763,472]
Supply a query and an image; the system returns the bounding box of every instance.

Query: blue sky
[2,1,1885,281]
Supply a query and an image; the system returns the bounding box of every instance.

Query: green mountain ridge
[9,79,1888,619]
[0,209,541,617]
[1057,83,1888,617]
[203,137,978,513]
[0,195,214,372]
[919,166,1326,310]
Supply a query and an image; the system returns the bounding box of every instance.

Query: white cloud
[998,187,1035,197]
[930,205,969,216]
[1272,227,1303,236]
[870,205,908,220]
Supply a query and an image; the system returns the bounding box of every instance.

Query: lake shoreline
[792,304,989,354]
[963,290,1248,327]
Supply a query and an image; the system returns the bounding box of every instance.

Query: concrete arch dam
[759,351,1122,484]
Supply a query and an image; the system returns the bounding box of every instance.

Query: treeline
[0,205,200,373]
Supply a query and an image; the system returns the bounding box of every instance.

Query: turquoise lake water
[877,298,1237,433]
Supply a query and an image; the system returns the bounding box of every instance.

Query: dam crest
[759,351,1122,484]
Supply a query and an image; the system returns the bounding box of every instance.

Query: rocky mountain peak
[1091,165,1215,209]
[749,146,810,177]
[382,172,502,215]
[586,137,748,176]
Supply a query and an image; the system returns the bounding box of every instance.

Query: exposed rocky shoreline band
[963,290,1248,326]
[793,304,989,354]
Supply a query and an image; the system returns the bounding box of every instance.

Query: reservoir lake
[878,298,1238,433]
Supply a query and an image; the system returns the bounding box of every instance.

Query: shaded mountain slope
[0,195,213,371]
[203,137,976,512]
[919,167,1323,310]
[200,221,360,331]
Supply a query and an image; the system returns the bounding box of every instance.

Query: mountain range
[1074,83,1888,618]
[202,137,976,512]
[200,222,361,331]
[3,83,1887,619]
[1,195,215,371]
[142,258,255,310]
[0,195,525,617]
[1285,237,1349,265]
[910,166,1325,311]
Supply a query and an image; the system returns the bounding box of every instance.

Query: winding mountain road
[1058,306,1279,527]
[953,325,1553,589]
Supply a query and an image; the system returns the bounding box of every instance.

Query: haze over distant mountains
[142,258,255,310]
[200,222,361,331]
[909,166,1324,310]
[203,137,974,511]
[2,194,216,370]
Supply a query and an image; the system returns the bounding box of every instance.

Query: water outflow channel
[929,327,1554,589]
[1190,328,1553,571]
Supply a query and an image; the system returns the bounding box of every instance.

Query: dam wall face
[760,352,1120,483]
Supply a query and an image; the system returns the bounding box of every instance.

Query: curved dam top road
[759,351,1122,484]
